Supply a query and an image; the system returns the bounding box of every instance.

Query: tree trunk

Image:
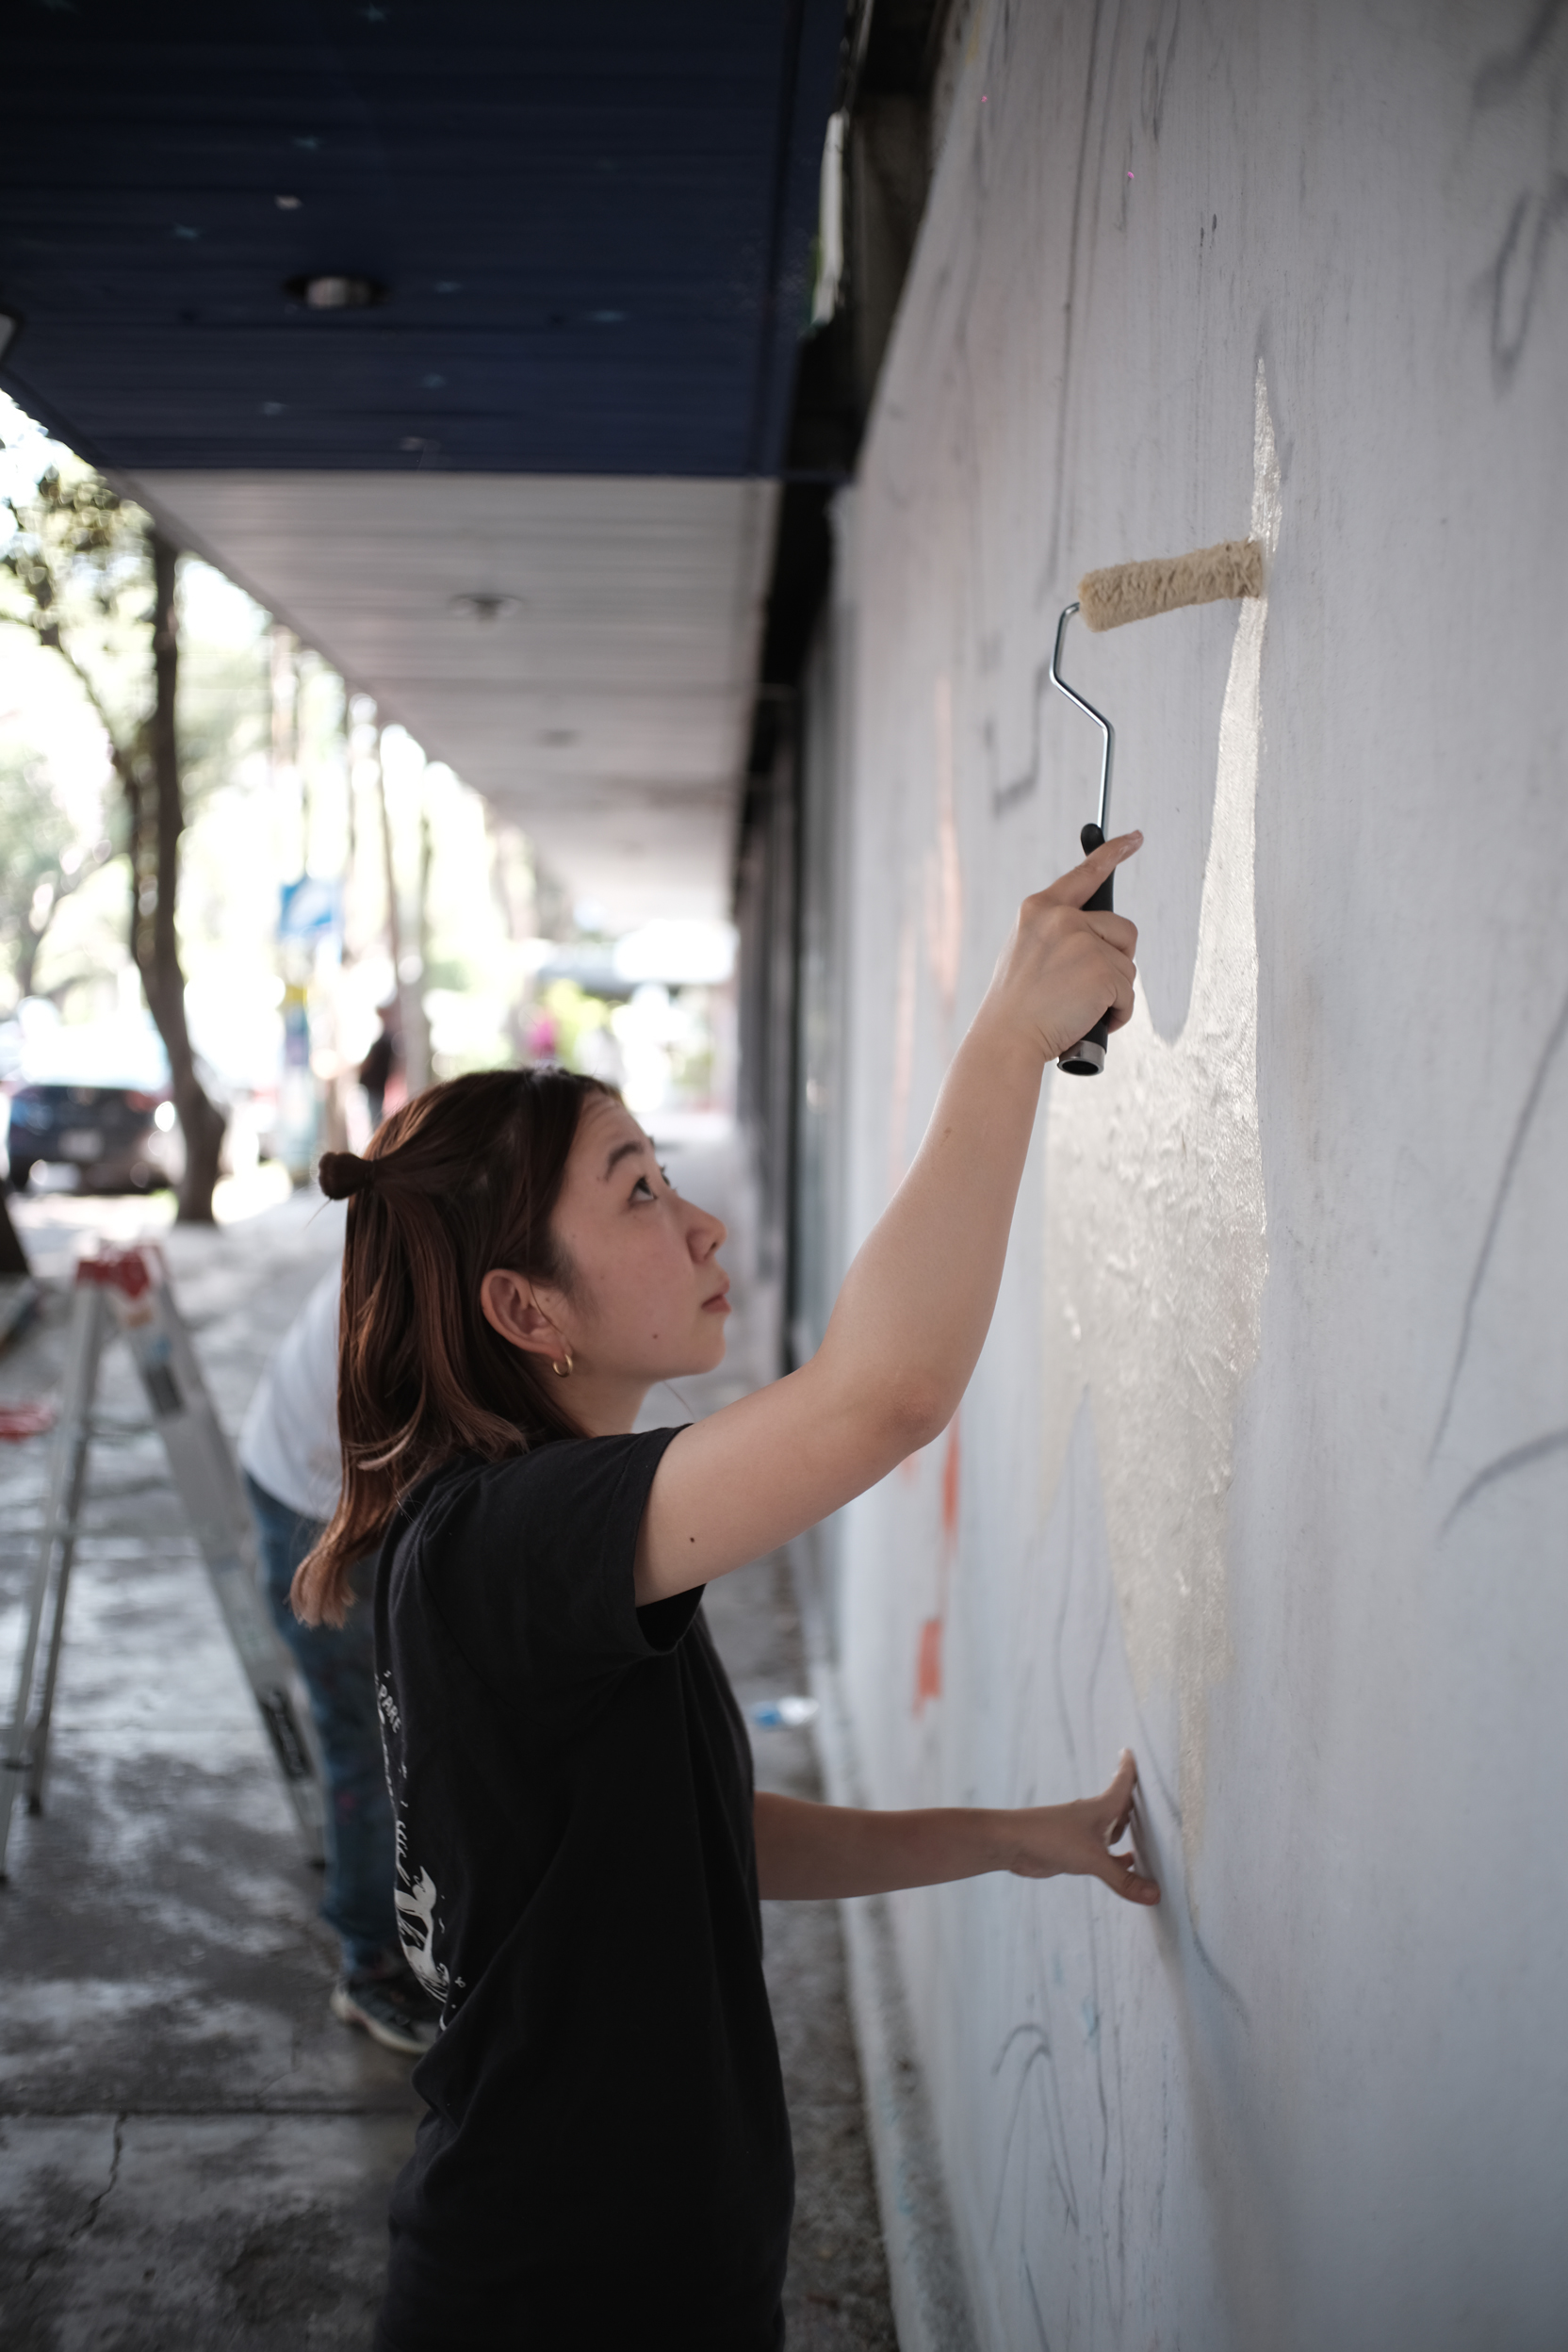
[137,531,226,1223]
[374,729,430,1097]
[409,793,433,1090]
[15,916,42,1003]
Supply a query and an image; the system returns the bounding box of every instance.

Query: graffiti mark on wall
[1431,972,1568,1534]
[887,909,918,1202]
[1472,0,1568,385]
[914,1416,961,1714]
[924,674,964,1018]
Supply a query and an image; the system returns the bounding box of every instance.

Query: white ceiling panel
[123,471,778,928]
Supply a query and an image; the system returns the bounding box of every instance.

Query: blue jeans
[245,1472,396,1973]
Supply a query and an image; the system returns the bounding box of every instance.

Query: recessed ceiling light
[285,274,385,309]
[450,594,520,623]
[276,194,302,210]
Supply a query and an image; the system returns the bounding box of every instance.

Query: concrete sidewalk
[0,1131,895,2349]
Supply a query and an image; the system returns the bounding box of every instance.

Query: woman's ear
[481,1268,567,1362]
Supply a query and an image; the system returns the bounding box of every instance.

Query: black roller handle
[1058,821,1113,1075]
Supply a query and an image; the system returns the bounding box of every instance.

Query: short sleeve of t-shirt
[411,1429,695,1726]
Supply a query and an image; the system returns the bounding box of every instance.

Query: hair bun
[318,1151,377,1200]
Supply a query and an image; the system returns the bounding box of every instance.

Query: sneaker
[331,1954,441,2056]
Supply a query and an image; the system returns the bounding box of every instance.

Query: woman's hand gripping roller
[1049,536,1264,1076]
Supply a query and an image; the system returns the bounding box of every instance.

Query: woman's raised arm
[633,831,1141,1604]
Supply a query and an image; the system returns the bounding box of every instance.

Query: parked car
[5,1020,180,1196]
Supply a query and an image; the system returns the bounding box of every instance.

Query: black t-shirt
[369,1430,792,2352]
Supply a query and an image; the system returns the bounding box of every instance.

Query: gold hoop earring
[550,1351,573,1379]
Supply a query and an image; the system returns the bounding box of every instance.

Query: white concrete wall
[829,4,1568,2344]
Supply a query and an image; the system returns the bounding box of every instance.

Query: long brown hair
[294,1067,614,1625]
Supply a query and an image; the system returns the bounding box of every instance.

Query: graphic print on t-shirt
[394,1818,450,2003]
[377,1669,401,1743]
[380,1665,450,2004]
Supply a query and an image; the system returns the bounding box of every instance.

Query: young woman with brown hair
[300,833,1157,2351]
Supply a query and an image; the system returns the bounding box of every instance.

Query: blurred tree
[0,747,112,1002]
[540,976,614,1071]
[0,459,227,1220]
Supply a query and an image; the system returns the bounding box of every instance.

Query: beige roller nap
[1077,537,1264,632]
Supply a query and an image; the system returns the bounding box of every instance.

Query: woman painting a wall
[295,831,1155,2350]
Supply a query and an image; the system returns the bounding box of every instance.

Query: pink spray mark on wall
[887,909,917,1202]
[914,1416,961,1713]
[923,674,963,1022]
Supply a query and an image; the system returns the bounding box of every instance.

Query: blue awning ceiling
[0,1,841,479]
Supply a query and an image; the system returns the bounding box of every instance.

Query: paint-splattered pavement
[0,1133,893,2350]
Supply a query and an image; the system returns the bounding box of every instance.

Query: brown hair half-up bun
[316,1151,377,1200]
[293,1068,616,1626]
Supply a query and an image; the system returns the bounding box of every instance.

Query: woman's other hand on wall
[1004,1748,1160,1905]
[753,1751,1160,1905]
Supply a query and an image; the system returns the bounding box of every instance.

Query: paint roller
[1051,536,1264,1074]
